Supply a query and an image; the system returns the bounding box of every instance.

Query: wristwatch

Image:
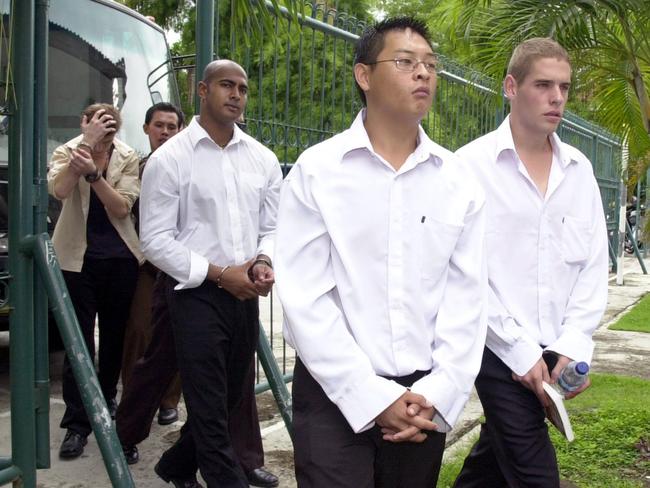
[84,169,102,183]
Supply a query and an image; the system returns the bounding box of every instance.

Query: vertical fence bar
[195,0,214,112]
[33,0,50,469]
[9,1,37,486]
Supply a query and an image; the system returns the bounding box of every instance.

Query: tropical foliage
[377,0,650,177]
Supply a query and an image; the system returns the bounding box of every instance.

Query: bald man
[139,60,283,488]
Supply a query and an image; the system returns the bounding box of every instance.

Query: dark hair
[81,103,122,132]
[144,102,185,128]
[354,16,432,106]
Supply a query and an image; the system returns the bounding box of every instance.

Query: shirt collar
[495,114,577,169]
[340,110,444,166]
[187,115,243,149]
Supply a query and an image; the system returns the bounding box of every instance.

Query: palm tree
[427,0,650,165]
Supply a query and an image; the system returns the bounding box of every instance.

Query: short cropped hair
[81,103,122,132]
[144,102,185,128]
[507,38,570,82]
[354,16,432,106]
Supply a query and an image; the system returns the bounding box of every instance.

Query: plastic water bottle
[557,361,589,393]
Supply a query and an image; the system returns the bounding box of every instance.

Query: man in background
[116,103,184,464]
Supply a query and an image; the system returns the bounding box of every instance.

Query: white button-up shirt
[456,116,609,376]
[275,111,488,433]
[140,117,282,289]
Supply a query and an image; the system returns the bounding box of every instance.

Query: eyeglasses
[368,57,442,74]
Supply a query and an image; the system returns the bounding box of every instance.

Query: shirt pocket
[561,216,591,264]
[419,218,463,280]
[239,172,265,212]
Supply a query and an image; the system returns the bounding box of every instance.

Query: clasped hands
[218,259,274,300]
[375,390,438,443]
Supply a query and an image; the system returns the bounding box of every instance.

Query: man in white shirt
[275,16,487,487]
[453,38,609,488]
[139,60,282,488]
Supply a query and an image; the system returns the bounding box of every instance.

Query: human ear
[354,63,371,95]
[503,74,517,100]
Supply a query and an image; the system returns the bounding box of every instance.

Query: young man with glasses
[275,16,487,487]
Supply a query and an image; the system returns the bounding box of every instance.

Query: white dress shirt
[275,111,488,434]
[140,117,282,289]
[456,116,609,376]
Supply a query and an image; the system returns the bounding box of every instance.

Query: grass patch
[609,294,650,332]
[437,442,473,488]
[552,373,650,487]
[437,374,650,487]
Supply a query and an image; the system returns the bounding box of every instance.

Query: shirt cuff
[410,371,465,433]
[489,335,544,377]
[173,251,209,290]
[545,327,595,365]
[335,374,406,434]
[257,236,274,263]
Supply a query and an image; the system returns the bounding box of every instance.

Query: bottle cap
[575,361,589,375]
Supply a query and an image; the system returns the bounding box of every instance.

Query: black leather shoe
[122,444,139,465]
[157,407,179,425]
[59,430,87,459]
[246,467,279,488]
[154,461,204,488]
[107,398,117,419]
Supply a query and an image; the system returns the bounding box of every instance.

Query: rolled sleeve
[113,152,140,212]
[47,144,73,198]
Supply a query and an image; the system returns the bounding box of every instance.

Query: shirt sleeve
[139,153,209,289]
[545,179,608,363]
[410,184,489,431]
[112,151,140,212]
[483,286,545,376]
[275,162,405,433]
[47,144,73,198]
[256,156,283,261]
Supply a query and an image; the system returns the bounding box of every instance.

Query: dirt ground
[1,261,650,487]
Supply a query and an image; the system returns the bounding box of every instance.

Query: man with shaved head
[140,59,282,488]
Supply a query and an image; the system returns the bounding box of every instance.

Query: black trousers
[292,359,446,488]
[453,347,560,488]
[116,272,178,446]
[60,257,138,436]
[156,276,259,488]
[116,273,264,472]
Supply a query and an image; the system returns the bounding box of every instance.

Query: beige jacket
[47,135,144,272]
